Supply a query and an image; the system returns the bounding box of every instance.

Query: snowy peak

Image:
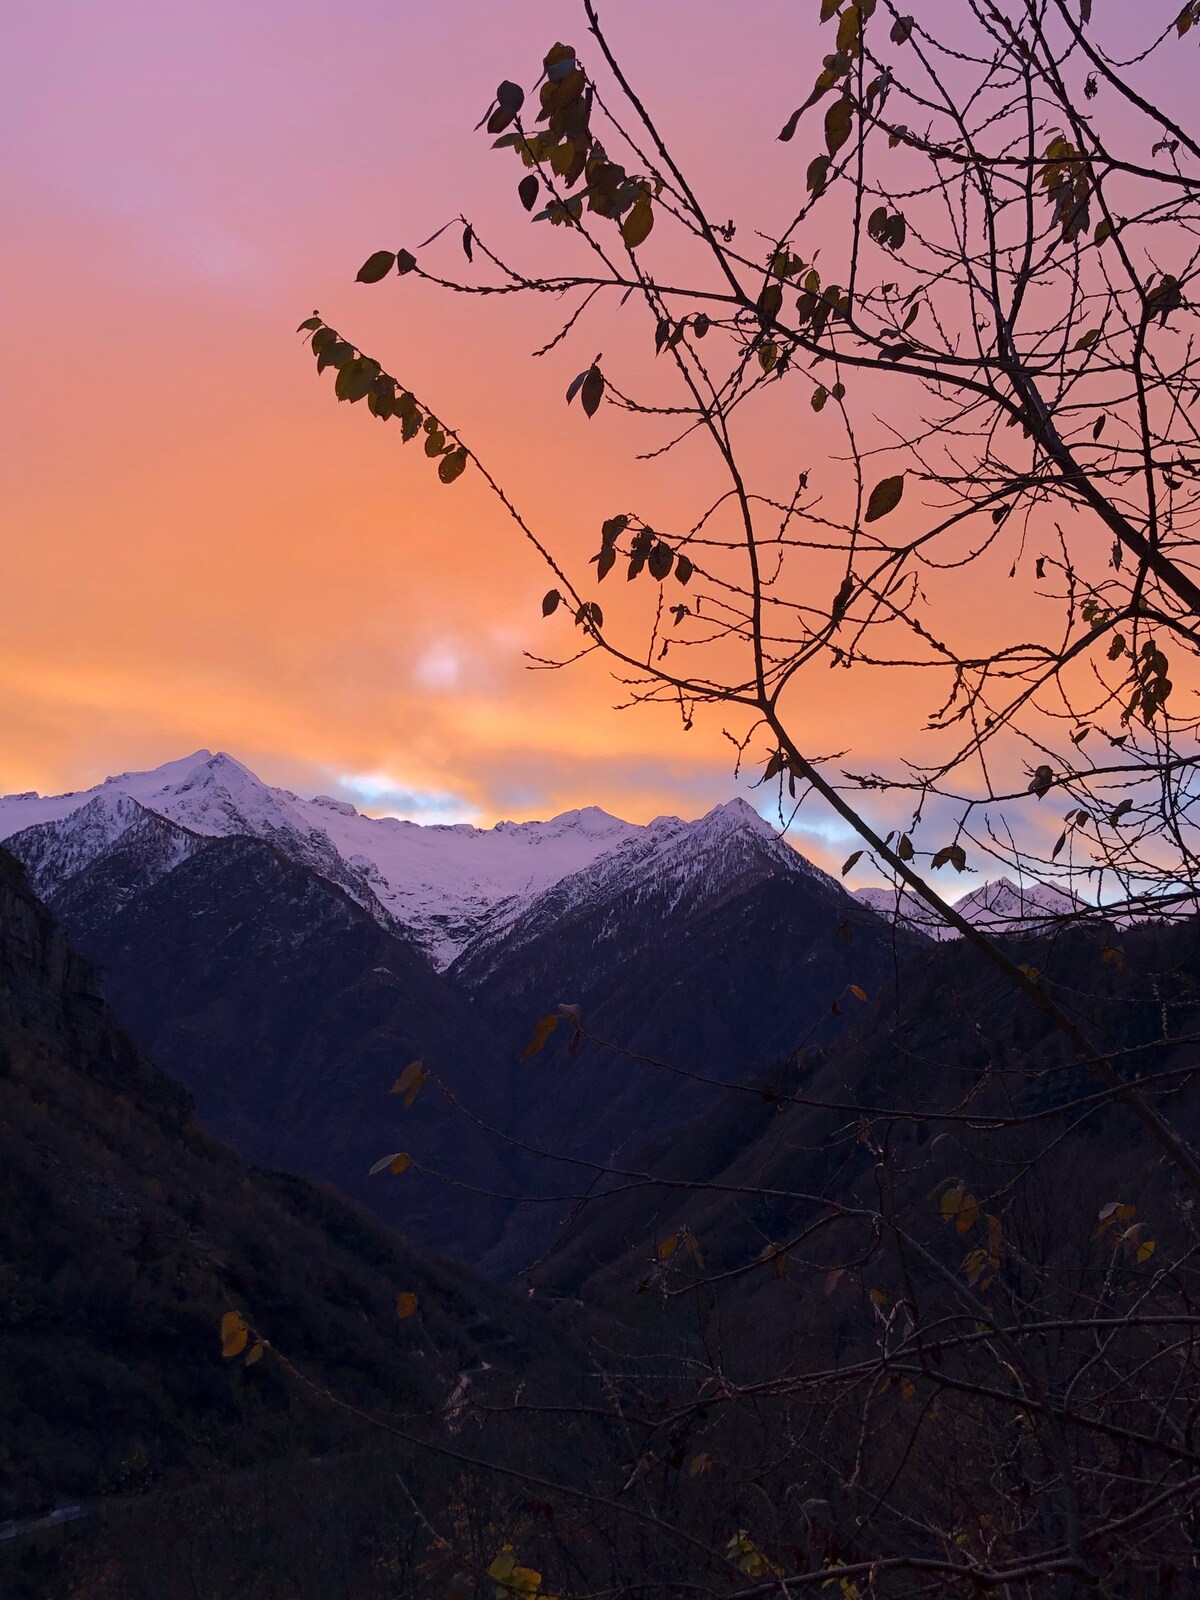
[2,755,803,967]
[0,753,832,968]
[854,875,1081,941]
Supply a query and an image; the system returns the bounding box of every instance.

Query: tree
[297,3,1200,1592]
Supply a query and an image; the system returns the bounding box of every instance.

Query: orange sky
[1,1,1180,873]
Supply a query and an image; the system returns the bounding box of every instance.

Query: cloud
[332,772,479,826]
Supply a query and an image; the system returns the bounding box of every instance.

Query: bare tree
[289,3,1200,1593]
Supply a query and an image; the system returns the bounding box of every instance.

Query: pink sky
[2,2,1185,868]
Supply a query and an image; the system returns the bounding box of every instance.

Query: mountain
[26,830,531,1261]
[0,757,912,1275]
[530,914,1200,1301]
[0,843,567,1536]
[854,875,1082,940]
[0,752,642,967]
[449,799,915,1274]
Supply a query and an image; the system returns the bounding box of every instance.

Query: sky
[0,1,1184,870]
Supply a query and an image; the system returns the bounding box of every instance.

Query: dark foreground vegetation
[5,835,1200,1598]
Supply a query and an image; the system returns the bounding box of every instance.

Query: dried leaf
[356,250,396,284]
[864,474,905,522]
[521,1013,559,1059]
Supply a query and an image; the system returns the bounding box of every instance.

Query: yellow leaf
[658,1233,679,1259]
[849,984,868,1002]
[940,1185,963,1221]
[245,1340,265,1367]
[621,190,653,248]
[488,1549,516,1583]
[369,1149,412,1176]
[956,1192,981,1234]
[220,1311,248,1359]
[521,1013,559,1060]
[390,1059,429,1109]
[1137,1238,1156,1264]
[395,1291,419,1320]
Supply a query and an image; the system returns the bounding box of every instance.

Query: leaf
[849,984,868,1003]
[824,1267,844,1295]
[461,225,474,263]
[581,365,605,417]
[395,249,417,275]
[931,843,967,872]
[369,1150,411,1176]
[658,1234,679,1259]
[221,1311,248,1359]
[675,554,695,585]
[811,386,829,412]
[864,474,905,521]
[1028,764,1054,799]
[395,1291,418,1320]
[896,832,914,861]
[438,447,468,484]
[390,1058,429,1109]
[296,315,323,332]
[890,15,913,42]
[778,107,804,142]
[956,1192,980,1233]
[518,173,539,211]
[842,850,863,875]
[496,79,525,117]
[356,250,396,284]
[940,1186,963,1221]
[1073,327,1101,351]
[521,1013,559,1059]
[489,1549,517,1584]
[825,97,853,158]
[648,541,674,580]
[621,192,653,249]
[245,1341,265,1367]
[806,154,831,196]
[1093,414,1106,439]
[542,589,561,617]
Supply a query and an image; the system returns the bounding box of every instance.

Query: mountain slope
[450,802,915,1275]
[532,917,1200,1300]
[38,833,529,1261]
[0,844,565,1529]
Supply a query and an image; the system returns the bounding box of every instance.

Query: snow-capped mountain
[0,751,645,966]
[453,795,836,990]
[854,876,1081,940]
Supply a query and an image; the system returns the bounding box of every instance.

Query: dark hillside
[0,846,564,1530]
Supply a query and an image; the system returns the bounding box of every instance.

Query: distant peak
[695,797,777,834]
